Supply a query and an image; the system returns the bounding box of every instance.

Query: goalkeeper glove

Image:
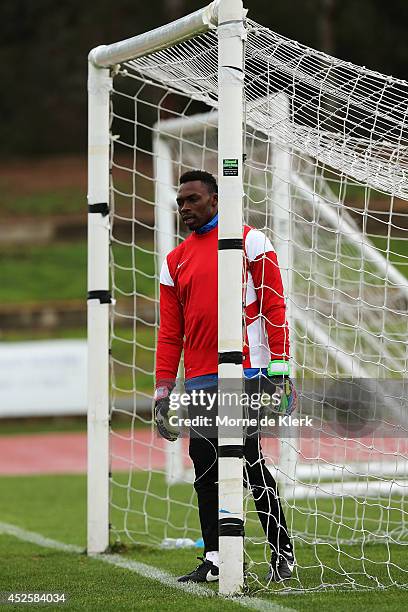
[267,361,297,416]
[154,384,179,442]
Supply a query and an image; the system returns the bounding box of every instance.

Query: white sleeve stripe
[245,228,275,262]
[160,258,174,287]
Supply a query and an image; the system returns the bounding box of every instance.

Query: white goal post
[87,0,408,596]
[88,0,246,595]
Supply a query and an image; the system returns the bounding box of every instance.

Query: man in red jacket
[154,170,296,583]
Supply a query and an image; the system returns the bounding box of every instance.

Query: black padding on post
[219,517,244,537]
[219,445,244,458]
[218,351,243,365]
[87,290,112,304]
[218,238,243,250]
[88,202,109,216]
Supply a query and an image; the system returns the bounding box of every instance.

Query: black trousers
[188,380,292,555]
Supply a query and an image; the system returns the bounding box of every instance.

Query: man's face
[176,180,218,231]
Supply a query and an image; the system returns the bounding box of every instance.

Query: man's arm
[246,228,296,414]
[155,258,184,388]
[247,230,289,365]
[154,258,184,441]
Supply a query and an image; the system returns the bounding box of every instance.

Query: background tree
[0,0,406,157]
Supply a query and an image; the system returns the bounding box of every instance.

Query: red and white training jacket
[156,224,289,384]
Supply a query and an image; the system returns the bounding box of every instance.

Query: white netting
[107,18,408,592]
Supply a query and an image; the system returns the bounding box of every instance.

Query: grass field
[0,156,151,218]
[0,240,157,304]
[1,472,408,611]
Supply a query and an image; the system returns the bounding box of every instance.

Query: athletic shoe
[178,557,219,583]
[266,547,295,582]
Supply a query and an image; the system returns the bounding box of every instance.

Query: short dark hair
[179,170,218,194]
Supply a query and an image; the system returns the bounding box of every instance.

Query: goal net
[88,3,408,593]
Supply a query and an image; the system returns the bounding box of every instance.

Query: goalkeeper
[154,170,296,583]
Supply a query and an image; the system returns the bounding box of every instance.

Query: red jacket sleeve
[155,282,184,387]
[250,251,290,361]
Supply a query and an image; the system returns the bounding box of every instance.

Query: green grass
[0,414,152,436]
[0,241,156,304]
[0,154,154,219]
[0,535,238,612]
[1,473,408,610]
[0,416,88,436]
[109,471,408,590]
[0,187,85,217]
[0,243,87,303]
[370,236,408,274]
[0,328,86,342]
[111,242,156,299]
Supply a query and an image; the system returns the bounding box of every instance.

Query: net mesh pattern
[106,19,408,592]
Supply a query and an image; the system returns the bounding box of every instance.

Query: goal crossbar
[89,0,221,68]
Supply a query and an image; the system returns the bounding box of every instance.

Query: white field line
[0,521,295,612]
[0,521,81,553]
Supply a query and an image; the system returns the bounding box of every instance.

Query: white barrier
[0,340,87,417]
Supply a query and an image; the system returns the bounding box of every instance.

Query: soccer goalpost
[88,0,408,595]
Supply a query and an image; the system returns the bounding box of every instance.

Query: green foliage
[0,1,407,156]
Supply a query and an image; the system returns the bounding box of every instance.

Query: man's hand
[154,385,179,442]
[270,376,297,416]
[266,361,297,416]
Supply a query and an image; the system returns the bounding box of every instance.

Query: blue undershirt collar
[195,212,218,235]
[185,369,269,392]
